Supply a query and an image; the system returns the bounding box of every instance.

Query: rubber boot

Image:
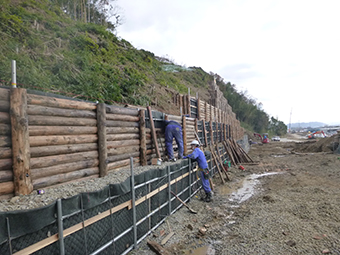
[205,192,212,202]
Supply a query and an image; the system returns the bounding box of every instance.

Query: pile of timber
[223,139,254,166]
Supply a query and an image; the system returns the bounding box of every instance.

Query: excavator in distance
[253,133,270,143]
[307,130,326,139]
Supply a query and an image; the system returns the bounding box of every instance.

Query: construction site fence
[0,86,243,198]
[0,149,229,255]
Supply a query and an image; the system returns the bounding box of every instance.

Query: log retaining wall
[0,87,244,198]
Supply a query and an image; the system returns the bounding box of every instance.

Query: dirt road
[131,134,340,255]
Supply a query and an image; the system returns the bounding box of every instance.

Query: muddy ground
[130,133,340,255]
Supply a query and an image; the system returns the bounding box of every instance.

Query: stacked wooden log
[27,94,99,189]
[223,139,254,166]
[0,88,13,198]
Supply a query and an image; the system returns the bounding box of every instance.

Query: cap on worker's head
[190,140,200,146]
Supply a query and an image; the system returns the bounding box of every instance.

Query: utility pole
[289,108,292,133]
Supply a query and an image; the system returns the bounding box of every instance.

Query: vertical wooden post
[97,103,107,177]
[179,95,183,115]
[210,121,214,145]
[187,95,191,116]
[182,115,187,155]
[139,109,147,166]
[205,101,208,122]
[10,88,33,195]
[147,106,161,158]
[202,119,208,147]
[197,98,201,120]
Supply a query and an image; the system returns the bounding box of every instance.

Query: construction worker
[164,120,184,161]
[183,140,212,202]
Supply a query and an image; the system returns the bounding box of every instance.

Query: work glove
[203,169,209,179]
[183,156,188,159]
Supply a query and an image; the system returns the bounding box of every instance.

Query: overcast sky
[116,0,340,126]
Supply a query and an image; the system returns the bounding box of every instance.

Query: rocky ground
[129,133,340,255]
[1,133,340,255]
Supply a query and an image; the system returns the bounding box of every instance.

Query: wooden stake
[139,109,147,166]
[10,88,33,195]
[147,106,161,159]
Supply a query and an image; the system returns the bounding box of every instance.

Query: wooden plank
[10,88,33,195]
[0,100,10,112]
[161,232,175,245]
[0,147,12,158]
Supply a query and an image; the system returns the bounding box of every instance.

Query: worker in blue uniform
[164,120,184,161]
[183,140,212,202]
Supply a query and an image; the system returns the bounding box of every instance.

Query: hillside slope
[0,0,285,134]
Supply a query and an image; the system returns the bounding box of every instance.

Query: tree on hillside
[51,0,122,30]
[268,117,287,136]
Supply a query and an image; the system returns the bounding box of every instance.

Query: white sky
[116,0,340,125]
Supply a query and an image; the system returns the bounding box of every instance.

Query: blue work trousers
[200,171,212,193]
[165,124,183,159]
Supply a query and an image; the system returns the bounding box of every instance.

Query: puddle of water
[219,172,283,204]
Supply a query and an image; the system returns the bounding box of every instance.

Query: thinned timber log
[30,143,98,157]
[33,167,99,189]
[0,170,12,183]
[202,120,208,147]
[0,158,12,170]
[0,112,10,123]
[29,126,97,136]
[106,120,139,127]
[147,106,161,158]
[0,100,10,112]
[10,88,33,195]
[28,115,97,126]
[107,139,140,149]
[0,88,10,100]
[0,181,13,195]
[215,144,230,181]
[108,146,139,156]
[0,147,12,158]
[0,124,10,136]
[106,127,139,134]
[167,115,182,122]
[27,105,96,118]
[182,115,187,155]
[139,109,147,166]
[31,159,99,179]
[105,105,139,116]
[0,136,11,147]
[209,145,225,184]
[27,94,96,110]
[31,151,98,169]
[97,103,108,177]
[29,135,98,147]
[107,133,140,141]
[210,121,214,145]
[106,113,139,122]
[107,152,140,162]
[107,157,140,171]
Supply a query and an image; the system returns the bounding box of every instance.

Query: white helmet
[190,140,200,146]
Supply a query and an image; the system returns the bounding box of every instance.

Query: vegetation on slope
[0,0,286,135]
